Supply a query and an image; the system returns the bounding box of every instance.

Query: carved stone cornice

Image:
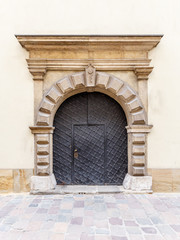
[16,35,163,81]
[135,67,153,81]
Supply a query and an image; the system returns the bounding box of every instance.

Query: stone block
[132,134,145,144]
[13,169,33,192]
[0,175,13,192]
[132,110,146,124]
[107,77,124,94]
[132,145,145,155]
[96,72,109,88]
[57,77,73,93]
[30,174,56,192]
[132,155,145,166]
[46,86,62,103]
[37,144,49,155]
[127,97,142,113]
[36,165,50,175]
[37,155,49,165]
[118,86,135,102]
[123,173,152,191]
[71,73,85,88]
[36,134,49,144]
[132,166,145,176]
[39,99,55,113]
[36,112,50,126]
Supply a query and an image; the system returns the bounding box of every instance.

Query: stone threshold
[30,185,153,195]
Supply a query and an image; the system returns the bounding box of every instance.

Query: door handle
[74,149,78,158]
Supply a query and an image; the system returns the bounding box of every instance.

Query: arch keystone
[85,64,96,87]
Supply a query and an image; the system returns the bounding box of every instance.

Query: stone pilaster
[135,67,153,112]
[126,124,153,176]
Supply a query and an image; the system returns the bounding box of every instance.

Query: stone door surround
[16,35,162,192]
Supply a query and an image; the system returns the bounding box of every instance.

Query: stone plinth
[123,173,152,192]
[30,174,56,193]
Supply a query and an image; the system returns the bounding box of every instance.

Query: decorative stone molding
[30,126,54,176]
[16,35,163,51]
[27,59,152,73]
[135,67,153,81]
[16,35,162,192]
[35,69,147,127]
[30,67,150,181]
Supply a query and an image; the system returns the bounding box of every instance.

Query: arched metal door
[53,92,127,185]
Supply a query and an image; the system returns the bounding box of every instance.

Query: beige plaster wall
[0,0,180,169]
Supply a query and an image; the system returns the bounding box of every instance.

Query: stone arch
[30,68,152,186]
[36,71,147,127]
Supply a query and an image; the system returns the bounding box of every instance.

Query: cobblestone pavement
[1,193,180,240]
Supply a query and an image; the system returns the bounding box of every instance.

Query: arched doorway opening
[53,92,127,185]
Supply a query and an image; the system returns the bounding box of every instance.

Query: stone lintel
[126,125,153,133]
[30,126,55,134]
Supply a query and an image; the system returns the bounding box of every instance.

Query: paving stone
[84,216,94,226]
[71,217,83,225]
[110,226,126,236]
[129,235,144,240]
[53,222,68,233]
[80,232,95,240]
[124,220,138,226]
[50,233,65,240]
[136,218,152,225]
[112,237,128,240]
[74,201,84,208]
[150,216,164,224]
[29,204,38,207]
[0,224,11,232]
[144,236,164,240]
[37,208,48,214]
[95,220,108,228]
[126,227,141,234]
[1,193,180,240]
[109,217,122,225]
[26,221,42,231]
[141,227,157,234]
[95,236,111,240]
[157,225,177,236]
[170,225,180,232]
[96,228,110,234]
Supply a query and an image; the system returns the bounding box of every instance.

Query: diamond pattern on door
[53,92,127,185]
[73,125,105,184]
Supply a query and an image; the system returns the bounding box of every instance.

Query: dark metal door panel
[53,93,88,185]
[88,92,127,184]
[73,125,105,185]
[53,92,127,185]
